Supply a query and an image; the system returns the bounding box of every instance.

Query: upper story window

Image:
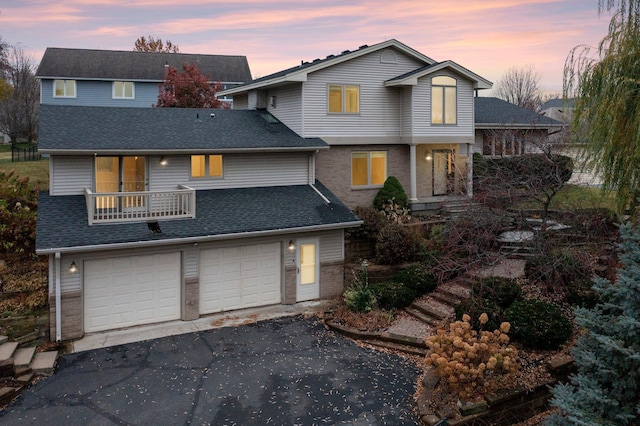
[328,84,359,114]
[431,76,457,125]
[351,151,387,187]
[54,79,76,98]
[113,81,135,99]
[191,155,223,179]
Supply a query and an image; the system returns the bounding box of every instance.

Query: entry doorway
[296,238,319,301]
[95,156,147,211]
[432,149,454,196]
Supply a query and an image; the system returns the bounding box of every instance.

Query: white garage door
[199,242,281,314]
[84,252,181,333]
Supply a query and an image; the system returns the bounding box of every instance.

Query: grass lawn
[516,184,616,212]
[0,144,49,191]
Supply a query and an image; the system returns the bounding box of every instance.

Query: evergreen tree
[547,223,640,425]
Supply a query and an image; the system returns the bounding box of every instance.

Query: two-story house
[218,39,492,210]
[474,97,564,157]
[36,105,360,341]
[35,48,252,107]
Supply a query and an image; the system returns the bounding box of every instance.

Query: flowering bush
[426,314,519,398]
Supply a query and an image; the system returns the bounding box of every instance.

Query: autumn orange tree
[155,63,228,109]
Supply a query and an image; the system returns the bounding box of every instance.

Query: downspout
[54,252,62,342]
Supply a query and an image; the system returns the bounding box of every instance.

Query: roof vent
[341,50,351,55]
[359,44,368,49]
[312,58,321,63]
[210,113,216,119]
[326,54,335,60]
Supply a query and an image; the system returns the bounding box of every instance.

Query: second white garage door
[199,242,281,314]
[84,252,182,333]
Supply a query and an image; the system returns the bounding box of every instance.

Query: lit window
[113,81,135,99]
[191,155,223,178]
[431,76,457,125]
[351,151,387,186]
[54,80,76,98]
[328,84,359,113]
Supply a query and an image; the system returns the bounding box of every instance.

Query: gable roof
[385,60,492,90]
[218,39,437,96]
[541,98,575,110]
[38,105,327,154]
[36,181,361,254]
[35,48,252,83]
[474,97,564,130]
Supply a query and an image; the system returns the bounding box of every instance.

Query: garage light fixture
[288,240,295,251]
[160,156,168,166]
[69,261,78,273]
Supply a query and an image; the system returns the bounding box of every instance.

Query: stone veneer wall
[184,277,199,320]
[319,261,345,298]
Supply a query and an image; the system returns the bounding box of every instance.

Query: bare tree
[0,44,39,143]
[134,36,180,53]
[494,65,542,111]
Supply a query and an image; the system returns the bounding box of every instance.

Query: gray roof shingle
[474,97,563,127]
[36,181,361,253]
[38,105,327,152]
[36,48,252,83]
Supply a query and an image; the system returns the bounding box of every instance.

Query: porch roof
[36,181,361,254]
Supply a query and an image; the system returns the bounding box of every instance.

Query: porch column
[466,143,473,197]
[409,144,418,201]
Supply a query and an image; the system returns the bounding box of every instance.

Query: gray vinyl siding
[232,94,249,110]
[413,70,475,137]
[319,230,344,262]
[473,131,484,155]
[301,48,424,138]
[266,83,303,135]
[184,245,198,279]
[148,152,311,191]
[40,79,159,107]
[50,156,92,196]
[401,87,413,136]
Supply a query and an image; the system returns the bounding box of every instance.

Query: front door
[296,238,319,302]
[432,149,454,196]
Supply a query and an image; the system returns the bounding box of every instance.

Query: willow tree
[564,0,640,213]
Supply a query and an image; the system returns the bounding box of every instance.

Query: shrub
[373,176,408,210]
[343,262,377,313]
[426,314,519,399]
[454,298,503,332]
[505,299,573,350]
[471,277,522,309]
[525,249,592,291]
[347,206,386,241]
[370,281,416,310]
[375,222,415,264]
[395,262,438,296]
[567,278,601,309]
[0,171,38,258]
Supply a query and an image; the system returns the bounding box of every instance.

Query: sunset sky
[1,1,612,93]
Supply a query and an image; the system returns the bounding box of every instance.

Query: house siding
[300,48,423,138]
[265,83,303,135]
[50,156,92,196]
[149,152,311,191]
[40,79,160,107]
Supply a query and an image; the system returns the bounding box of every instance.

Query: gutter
[36,221,363,256]
[38,146,330,156]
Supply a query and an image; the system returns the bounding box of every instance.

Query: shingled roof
[474,97,563,129]
[38,105,327,153]
[35,48,252,83]
[36,181,361,253]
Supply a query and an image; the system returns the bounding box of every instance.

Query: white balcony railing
[84,185,196,225]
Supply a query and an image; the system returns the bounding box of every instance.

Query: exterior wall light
[288,240,295,251]
[425,154,433,161]
[69,261,78,273]
[160,156,168,166]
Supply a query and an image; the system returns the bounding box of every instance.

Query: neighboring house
[474,97,564,157]
[218,39,492,210]
[36,105,361,341]
[35,48,252,108]
[540,98,575,123]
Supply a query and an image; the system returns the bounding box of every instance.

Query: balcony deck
[84,185,196,225]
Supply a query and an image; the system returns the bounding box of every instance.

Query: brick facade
[319,261,346,298]
[49,291,83,340]
[184,277,199,320]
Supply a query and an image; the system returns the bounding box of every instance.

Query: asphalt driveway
[0,316,421,425]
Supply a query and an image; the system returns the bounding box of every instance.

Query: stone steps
[0,337,58,379]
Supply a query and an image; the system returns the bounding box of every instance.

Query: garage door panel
[199,242,281,315]
[84,253,181,333]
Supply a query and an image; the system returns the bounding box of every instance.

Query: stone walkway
[386,316,432,340]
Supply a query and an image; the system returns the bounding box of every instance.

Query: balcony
[84,185,196,225]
